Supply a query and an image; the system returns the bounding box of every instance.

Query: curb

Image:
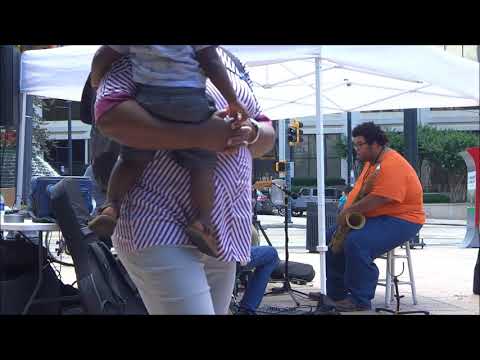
[261,224,306,229]
[262,222,466,228]
[425,222,466,227]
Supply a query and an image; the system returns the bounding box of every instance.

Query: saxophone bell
[345,212,366,230]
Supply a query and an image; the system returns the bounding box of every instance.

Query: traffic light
[287,126,297,145]
[293,119,304,144]
[275,160,287,172]
[288,119,304,146]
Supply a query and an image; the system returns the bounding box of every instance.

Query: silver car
[290,187,342,216]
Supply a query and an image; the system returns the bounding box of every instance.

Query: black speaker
[0,45,21,128]
[0,238,63,315]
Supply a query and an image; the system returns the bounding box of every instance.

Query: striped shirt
[98,47,265,263]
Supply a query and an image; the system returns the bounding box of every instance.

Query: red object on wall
[467,147,480,227]
[0,130,16,146]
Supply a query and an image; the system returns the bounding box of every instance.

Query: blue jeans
[239,246,280,312]
[326,216,422,307]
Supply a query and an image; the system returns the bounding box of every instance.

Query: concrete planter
[424,203,466,220]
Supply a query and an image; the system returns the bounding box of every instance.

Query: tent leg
[347,112,353,187]
[315,55,327,295]
[15,92,27,208]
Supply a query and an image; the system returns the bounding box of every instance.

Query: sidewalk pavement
[425,219,467,226]
[257,246,479,315]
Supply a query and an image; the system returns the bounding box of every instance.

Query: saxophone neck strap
[373,146,386,165]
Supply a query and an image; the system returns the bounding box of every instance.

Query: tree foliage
[333,125,479,201]
[31,97,50,156]
[335,125,479,172]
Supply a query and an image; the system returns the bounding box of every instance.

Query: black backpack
[78,239,146,314]
[49,177,147,314]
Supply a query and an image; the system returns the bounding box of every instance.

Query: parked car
[290,187,342,216]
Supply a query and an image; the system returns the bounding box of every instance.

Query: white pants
[116,245,236,315]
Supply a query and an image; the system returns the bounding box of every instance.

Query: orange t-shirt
[344,149,425,225]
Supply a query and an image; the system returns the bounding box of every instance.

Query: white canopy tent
[18,45,480,294]
[225,45,479,118]
[20,45,479,114]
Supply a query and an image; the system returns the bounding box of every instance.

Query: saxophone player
[314,122,425,312]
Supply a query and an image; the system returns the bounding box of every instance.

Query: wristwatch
[247,118,261,145]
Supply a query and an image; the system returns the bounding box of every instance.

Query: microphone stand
[252,188,273,247]
[264,182,309,306]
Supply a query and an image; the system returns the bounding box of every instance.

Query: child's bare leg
[186,167,218,257]
[89,153,153,237]
[190,167,214,228]
[106,156,151,211]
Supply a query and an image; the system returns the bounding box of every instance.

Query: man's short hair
[352,122,388,146]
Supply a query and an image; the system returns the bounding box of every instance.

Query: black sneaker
[334,298,372,312]
[234,307,256,315]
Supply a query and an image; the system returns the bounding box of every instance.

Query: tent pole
[22,95,33,204]
[67,100,73,175]
[347,112,353,187]
[403,108,420,246]
[15,92,27,208]
[278,118,286,162]
[315,55,327,294]
[404,109,419,174]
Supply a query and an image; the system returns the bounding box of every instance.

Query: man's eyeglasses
[353,141,368,149]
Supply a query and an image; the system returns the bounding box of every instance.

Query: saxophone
[329,162,382,254]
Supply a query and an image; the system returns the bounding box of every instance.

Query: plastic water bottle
[0,193,5,226]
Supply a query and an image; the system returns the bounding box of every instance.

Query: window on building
[291,133,342,180]
[430,106,480,111]
[364,109,402,113]
[42,99,80,122]
[325,134,341,179]
[292,134,317,178]
[45,139,87,175]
